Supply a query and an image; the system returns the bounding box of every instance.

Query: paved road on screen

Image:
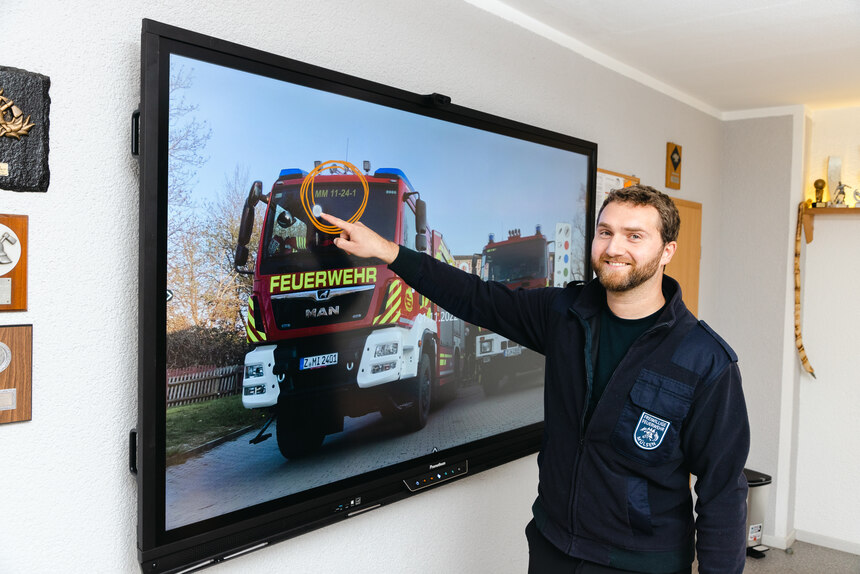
[166,374,543,529]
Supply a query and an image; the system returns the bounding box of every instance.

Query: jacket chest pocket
[610,370,694,466]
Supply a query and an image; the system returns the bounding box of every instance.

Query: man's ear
[660,241,677,266]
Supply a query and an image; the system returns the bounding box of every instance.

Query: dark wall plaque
[0,66,50,192]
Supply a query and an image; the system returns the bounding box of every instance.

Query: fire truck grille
[272,287,375,330]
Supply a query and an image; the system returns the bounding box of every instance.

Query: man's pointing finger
[319,212,348,229]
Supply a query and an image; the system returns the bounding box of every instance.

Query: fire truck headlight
[245,363,265,378]
[480,338,493,354]
[374,342,398,357]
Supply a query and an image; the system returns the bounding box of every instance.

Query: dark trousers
[526,519,692,574]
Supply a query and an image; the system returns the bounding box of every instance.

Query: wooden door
[665,197,701,317]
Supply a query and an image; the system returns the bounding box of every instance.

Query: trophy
[812,179,827,207]
[830,182,850,207]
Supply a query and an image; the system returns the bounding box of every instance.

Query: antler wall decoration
[794,202,815,378]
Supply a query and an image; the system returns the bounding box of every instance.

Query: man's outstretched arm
[320,212,554,355]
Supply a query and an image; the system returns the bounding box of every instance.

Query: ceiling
[470,0,860,116]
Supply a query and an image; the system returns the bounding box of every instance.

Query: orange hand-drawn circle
[300,160,370,234]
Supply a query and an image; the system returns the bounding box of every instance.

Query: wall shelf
[801,206,860,243]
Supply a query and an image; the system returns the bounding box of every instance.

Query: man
[321,185,749,574]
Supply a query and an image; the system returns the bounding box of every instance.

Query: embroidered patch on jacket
[633,412,671,450]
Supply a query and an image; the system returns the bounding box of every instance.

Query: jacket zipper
[568,311,593,535]
[567,313,672,538]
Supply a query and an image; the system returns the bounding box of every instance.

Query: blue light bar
[374,167,415,193]
[278,168,307,178]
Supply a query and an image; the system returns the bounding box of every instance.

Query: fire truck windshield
[482,238,547,284]
[259,182,398,275]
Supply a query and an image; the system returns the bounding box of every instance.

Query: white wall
[5,0,837,572]
[715,107,860,555]
[793,106,860,554]
[716,114,798,543]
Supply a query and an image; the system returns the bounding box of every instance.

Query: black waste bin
[743,468,772,556]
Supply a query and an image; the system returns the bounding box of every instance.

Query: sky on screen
[171,54,589,256]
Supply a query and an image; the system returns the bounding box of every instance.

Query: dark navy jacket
[389,247,750,574]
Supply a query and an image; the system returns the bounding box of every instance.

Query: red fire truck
[234,163,467,459]
[475,227,551,395]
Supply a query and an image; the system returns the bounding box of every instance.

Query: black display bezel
[137,18,597,573]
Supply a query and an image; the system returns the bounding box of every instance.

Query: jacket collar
[569,274,686,326]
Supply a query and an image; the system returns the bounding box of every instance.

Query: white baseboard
[763,529,796,550]
[795,530,860,556]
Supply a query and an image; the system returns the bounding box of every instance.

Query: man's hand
[320,212,400,264]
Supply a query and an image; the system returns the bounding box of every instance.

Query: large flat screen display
[137,19,596,573]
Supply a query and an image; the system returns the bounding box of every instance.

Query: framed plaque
[666,142,682,190]
[0,66,51,193]
[0,324,32,424]
[0,213,27,311]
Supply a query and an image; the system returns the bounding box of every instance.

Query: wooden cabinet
[665,197,702,317]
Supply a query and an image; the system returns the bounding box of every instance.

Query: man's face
[591,201,675,293]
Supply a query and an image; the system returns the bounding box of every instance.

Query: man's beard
[592,250,662,292]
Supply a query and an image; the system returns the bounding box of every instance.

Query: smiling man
[322,185,749,574]
[593,199,676,296]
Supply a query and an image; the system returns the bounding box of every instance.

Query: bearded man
[323,185,749,574]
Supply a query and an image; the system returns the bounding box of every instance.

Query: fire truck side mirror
[235,180,262,273]
[415,233,428,252]
[414,198,428,252]
[248,180,263,207]
[238,203,255,246]
[234,244,249,268]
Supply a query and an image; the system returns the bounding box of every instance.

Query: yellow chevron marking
[374,281,404,324]
[385,294,401,312]
[388,282,402,302]
[245,299,266,340]
[381,301,400,324]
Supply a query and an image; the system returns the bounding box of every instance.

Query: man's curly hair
[597,185,680,245]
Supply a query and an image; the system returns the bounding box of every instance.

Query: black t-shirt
[585,304,663,427]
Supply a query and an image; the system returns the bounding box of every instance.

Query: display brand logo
[316,289,331,301]
[633,412,670,450]
[306,305,340,318]
[429,461,446,470]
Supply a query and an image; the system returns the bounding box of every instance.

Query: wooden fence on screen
[166,365,243,407]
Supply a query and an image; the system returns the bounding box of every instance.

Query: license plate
[504,347,522,357]
[300,352,338,370]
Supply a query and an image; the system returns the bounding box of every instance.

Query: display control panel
[404,460,468,492]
